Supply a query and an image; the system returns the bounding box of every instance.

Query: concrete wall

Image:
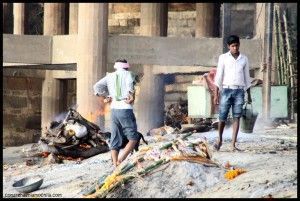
[230,3,256,38]
[3,77,42,146]
[108,3,196,37]
[3,76,76,146]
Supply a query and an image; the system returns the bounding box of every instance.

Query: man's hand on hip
[104,97,112,103]
[125,92,135,104]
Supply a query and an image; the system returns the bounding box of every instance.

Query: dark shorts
[110,109,139,151]
[219,88,245,121]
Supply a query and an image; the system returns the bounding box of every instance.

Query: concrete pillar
[69,3,78,34]
[221,3,231,53]
[140,3,168,36]
[41,3,65,133]
[77,3,108,129]
[195,3,215,37]
[41,71,62,129]
[136,3,168,134]
[13,3,25,34]
[43,3,65,35]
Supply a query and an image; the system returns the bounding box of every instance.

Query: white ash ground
[3,124,297,198]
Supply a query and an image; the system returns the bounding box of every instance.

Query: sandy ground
[2,123,297,198]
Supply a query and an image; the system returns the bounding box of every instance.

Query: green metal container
[187,85,288,119]
[240,103,258,133]
[187,85,219,118]
[250,85,288,118]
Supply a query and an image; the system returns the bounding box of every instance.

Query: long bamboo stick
[283,11,295,87]
[277,7,289,86]
[274,7,282,85]
[282,10,295,120]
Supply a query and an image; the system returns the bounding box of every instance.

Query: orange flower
[224,168,247,180]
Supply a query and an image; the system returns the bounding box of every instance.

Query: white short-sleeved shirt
[93,68,135,109]
[214,51,252,91]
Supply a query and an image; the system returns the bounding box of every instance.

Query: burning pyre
[38,108,110,159]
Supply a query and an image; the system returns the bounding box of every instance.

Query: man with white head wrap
[93,59,139,167]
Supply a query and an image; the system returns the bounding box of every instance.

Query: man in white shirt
[213,35,252,151]
[93,59,139,167]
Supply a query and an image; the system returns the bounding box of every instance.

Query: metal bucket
[240,103,258,133]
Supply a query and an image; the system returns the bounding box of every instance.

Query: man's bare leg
[118,140,138,164]
[215,121,226,150]
[111,149,119,167]
[232,118,241,151]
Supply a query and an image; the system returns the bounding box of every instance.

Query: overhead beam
[3,67,77,79]
[3,63,76,70]
[3,34,262,68]
[3,67,45,78]
[152,65,213,74]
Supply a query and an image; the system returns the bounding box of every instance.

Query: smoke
[70,104,78,110]
[53,112,68,122]
[52,104,80,122]
[251,115,275,130]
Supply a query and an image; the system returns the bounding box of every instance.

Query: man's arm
[93,76,107,96]
[124,72,135,104]
[214,87,220,105]
[213,55,224,105]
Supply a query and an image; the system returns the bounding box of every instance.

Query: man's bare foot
[231,146,243,152]
[113,160,121,168]
[213,141,222,151]
[116,160,122,166]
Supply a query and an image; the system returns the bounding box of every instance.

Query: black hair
[115,59,128,63]
[227,35,240,45]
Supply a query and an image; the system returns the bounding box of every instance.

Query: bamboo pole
[283,11,294,87]
[283,10,295,120]
[274,7,282,85]
[277,7,289,86]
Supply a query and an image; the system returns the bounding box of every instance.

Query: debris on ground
[82,132,220,198]
[3,125,297,198]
